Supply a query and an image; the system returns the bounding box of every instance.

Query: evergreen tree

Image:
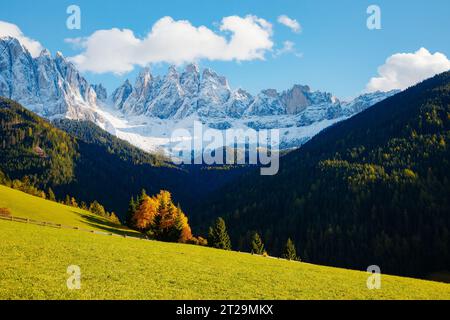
[208,217,232,250]
[70,197,78,208]
[64,195,71,206]
[126,196,137,227]
[89,200,106,217]
[80,201,88,211]
[109,212,121,225]
[138,189,147,204]
[282,238,298,261]
[168,208,184,242]
[251,232,265,255]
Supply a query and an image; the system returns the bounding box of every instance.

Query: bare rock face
[92,84,107,102]
[111,80,132,110]
[225,88,254,118]
[0,37,99,120]
[245,89,285,116]
[281,85,311,114]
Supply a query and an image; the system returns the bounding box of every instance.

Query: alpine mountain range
[0,36,398,155]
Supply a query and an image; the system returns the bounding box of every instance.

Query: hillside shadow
[74,211,142,237]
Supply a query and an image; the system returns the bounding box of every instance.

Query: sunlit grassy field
[0,185,137,236]
[0,185,449,300]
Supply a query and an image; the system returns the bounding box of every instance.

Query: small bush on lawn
[0,208,12,216]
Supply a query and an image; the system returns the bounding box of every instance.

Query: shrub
[188,236,208,246]
[0,208,12,216]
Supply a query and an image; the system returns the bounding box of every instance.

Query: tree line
[207,216,300,261]
[124,189,300,261]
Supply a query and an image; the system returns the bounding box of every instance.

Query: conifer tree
[138,189,147,204]
[126,196,136,227]
[89,200,106,217]
[80,201,88,211]
[47,187,56,202]
[127,190,193,243]
[168,208,184,242]
[70,197,78,208]
[109,212,121,225]
[251,232,265,255]
[208,217,232,250]
[172,205,192,243]
[282,238,298,261]
[133,195,157,231]
[64,195,71,206]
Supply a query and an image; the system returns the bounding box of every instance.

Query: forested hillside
[192,71,450,278]
[52,119,169,167]
[0,97,247,218]
[0,98,77,186]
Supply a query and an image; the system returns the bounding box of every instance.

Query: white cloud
[277,15,301,33]
[67,15,274,74]
[0,21,43,57]
[276,41,295,54]
[274,41,302,58]
[367,48,450,92]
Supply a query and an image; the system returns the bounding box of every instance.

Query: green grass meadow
[0,185,137,236]
[0,186,449,300]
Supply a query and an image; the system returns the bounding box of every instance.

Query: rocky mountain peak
[167,65,179,77]
[92,84,108,101]
[136,67,152,85]
[202,68,229,87]
[261,89,279,97]
[111,80,133,110]
[39,49,51,58]
[281,85,311,114]
[0,37,99,120]
[184,63,200,74]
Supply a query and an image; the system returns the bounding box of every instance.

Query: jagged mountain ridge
[111,63,393,121]
[0,36,398,154]
[0,37,101,121]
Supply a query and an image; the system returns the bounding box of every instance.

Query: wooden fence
[0,213,150,241]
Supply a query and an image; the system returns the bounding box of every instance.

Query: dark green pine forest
[192,71,450,278]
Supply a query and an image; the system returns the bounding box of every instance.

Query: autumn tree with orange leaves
[130,190,194,244]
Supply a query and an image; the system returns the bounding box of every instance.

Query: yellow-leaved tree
[131,190,193,243]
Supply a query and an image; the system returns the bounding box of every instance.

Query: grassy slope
[0,185,449,299]
[1,219,450,299]
[0,185,137,236]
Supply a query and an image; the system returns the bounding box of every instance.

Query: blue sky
[1,0,450,99]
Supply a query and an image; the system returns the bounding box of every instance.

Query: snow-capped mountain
[110,64,397,124]
[0,37,102,121]
[92,84,107,102]
[0,36,399,157]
